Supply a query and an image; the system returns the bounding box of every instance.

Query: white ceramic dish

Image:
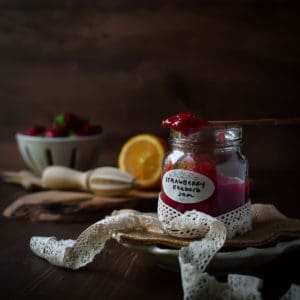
[122,239,300,274]
[16,133,103,175]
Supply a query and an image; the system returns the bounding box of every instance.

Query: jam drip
[161,112,209,136]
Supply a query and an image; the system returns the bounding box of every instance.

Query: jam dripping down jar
[160,125,249,217]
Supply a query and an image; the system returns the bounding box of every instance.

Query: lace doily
[281,284,300,300]
[178,210,227,298]
[31,213,161,269]
[228,274,263,300]
[179,273,263,300]
[158,194,252,239]
[30,197,252,300]
[30,210,227,298]
[30,208,298,300]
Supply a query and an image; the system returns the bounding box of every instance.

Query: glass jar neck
[169,125,243,151]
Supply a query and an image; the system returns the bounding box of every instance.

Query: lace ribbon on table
[157,195,252,239]
[281,284,300,300]
[31,213,161,269]
[30,206,300,300]
[31,208,228,298]
[182,273,263,300]
[30,199,255,299]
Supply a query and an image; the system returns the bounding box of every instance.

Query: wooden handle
[42,166,89,191]
[210,117,300,126]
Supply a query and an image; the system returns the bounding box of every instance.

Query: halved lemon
[118,134,168,189]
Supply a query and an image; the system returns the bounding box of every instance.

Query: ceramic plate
[122,239,300,274]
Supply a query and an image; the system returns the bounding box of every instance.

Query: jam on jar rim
[161,112,209,136]
[162,112,243,148]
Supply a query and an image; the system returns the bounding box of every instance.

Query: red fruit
[162,158,175,173]
[217,132,225,143]
[24,125,45,136]
[177,154,197,170]
[54,113,84,131]
[45,127,68,137]
[177,153,216,180]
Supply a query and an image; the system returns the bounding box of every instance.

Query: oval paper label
[162,169,215,204]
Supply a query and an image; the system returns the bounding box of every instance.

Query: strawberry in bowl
[17,113,103,175]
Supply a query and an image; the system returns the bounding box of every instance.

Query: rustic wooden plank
[0,5,299,63]
[0,176,300,299]
[0,1,299,172]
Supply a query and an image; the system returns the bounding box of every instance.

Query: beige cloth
[114,204,300,249]
[29,203,300,300]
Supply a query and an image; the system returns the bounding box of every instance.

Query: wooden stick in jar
[210,117,300,126]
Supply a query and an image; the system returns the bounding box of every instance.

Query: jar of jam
[159,113,249,218]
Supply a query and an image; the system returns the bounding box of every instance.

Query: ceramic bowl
[16,133,103,175]
[122,239,300,274]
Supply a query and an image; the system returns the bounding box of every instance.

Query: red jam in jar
[160,113,249,217]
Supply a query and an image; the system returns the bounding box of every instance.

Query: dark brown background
[0,2,299,299]
[0,0,299,173]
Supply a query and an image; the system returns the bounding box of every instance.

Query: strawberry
[177,154,197,170]
[177,153,216,180]
[24,125,45,136]
[45,126,68,137]
[162,158,175,173]
[23,113,102,138]
[53,113,85,131]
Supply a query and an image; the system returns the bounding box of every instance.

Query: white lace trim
[30,213,161,269]
[228,274,263,300]
[281,284,300,300]
[180,273,263,300]
[178,212,227,298]
[30,208,298,300]
[158,195,252,239]
[30,209,228,299]
[30,209,227,271]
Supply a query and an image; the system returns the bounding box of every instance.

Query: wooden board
[0,0,299,172]
[2,189,159,222]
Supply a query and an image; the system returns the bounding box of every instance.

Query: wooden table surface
[0,172,299,300]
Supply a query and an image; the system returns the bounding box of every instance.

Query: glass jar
[160,125,249,217]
